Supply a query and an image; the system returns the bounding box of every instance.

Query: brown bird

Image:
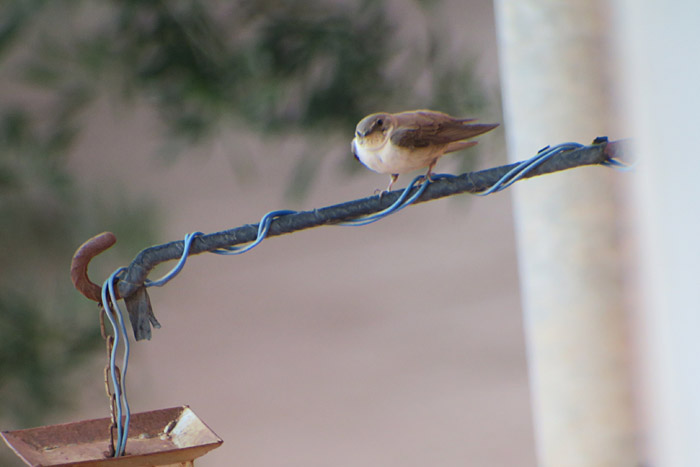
[351,110,499,191]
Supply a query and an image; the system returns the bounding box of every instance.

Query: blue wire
[145,232,203,287]
[601,157,636,171]
[99,231,204,457]
[100,276,124,457]
[132,142,625,280]
[134,143,628,288]
[339,174,429,226]
[475,143,584,196]
[210,210,297,255]
[107,268,130,456]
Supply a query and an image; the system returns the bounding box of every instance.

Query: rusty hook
[71,232,120,302]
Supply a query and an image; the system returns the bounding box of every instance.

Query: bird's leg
[422,160,438,184]
[387,174,399,191]
[375,174,399,199]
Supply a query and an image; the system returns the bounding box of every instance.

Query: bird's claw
[375,188,390,201]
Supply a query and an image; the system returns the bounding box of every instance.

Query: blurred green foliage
[0,1,489,460]
[0,95,158,462]
[0,98,159,425]
[7,0,487,143]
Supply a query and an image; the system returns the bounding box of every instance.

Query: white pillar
[614,2,700,466]
[494,1,638,465]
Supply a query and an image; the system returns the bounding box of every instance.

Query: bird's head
[354,113,393,148]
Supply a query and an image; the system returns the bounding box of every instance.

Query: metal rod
[116,139,624,299]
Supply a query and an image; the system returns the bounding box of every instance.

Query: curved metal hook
[71,232,119,302]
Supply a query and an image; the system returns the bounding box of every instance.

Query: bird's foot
[417,174,434,186]
[375,188,391,201]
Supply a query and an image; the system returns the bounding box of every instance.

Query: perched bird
[351,110,499,191]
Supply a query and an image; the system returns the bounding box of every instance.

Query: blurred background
[1,1,532,466]
[10,1,699,466]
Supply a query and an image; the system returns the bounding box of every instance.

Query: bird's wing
[390,111,498,149]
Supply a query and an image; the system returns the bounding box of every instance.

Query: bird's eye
[356,131,361,138]
[376,118,384,126]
